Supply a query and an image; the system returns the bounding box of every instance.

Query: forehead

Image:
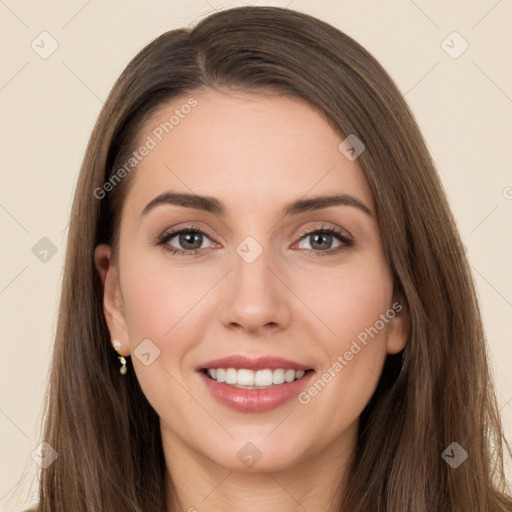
[122,88,374,219]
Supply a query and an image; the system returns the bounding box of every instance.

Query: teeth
[205,368,307,388]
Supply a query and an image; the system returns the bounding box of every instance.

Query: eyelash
[156,223,353,258]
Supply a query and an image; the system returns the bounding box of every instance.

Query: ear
[94,244,130,356]
[385,297,410,355]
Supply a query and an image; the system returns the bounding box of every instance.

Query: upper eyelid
[161,224,217,242]
[295,224,351,240]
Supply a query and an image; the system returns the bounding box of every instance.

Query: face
[95,88,408,473]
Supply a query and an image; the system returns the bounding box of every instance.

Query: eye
[156,223,353,257]
[157,225,216,256]
[294,224,353,256]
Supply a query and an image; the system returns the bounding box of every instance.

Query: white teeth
[284,369,296,382]
[272,368,285,385]
[226,368,237,384]
[205,368,308,388]
[255,369,272,386]
[238,369,255,386]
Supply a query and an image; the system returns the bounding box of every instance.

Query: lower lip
[198,370,315,413]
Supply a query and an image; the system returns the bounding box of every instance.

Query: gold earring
[112,340,127,375]
[118,356,127,375]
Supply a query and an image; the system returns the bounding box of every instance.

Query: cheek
[295,288,392,447]
[122,274,172,339]
[292,258,393,349]
[118,255,202,413]
[120,253,208,340]
[292,260,392,407]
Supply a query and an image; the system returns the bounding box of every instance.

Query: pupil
[311,233,331,250]
[180,232,202,250]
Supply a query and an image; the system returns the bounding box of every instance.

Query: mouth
[199,367,315,390]
[196,355,315,411]
[197,365,316,413]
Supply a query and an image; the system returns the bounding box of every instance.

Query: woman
[27,5,512,511]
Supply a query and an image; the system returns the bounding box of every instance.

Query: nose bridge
[234,236,273,294]
[219,234,291,333]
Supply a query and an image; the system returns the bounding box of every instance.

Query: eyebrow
[141,191,373,218]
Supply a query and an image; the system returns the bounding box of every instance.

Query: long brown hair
[27,5,512,511]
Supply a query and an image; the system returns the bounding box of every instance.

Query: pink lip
[197,355,312,371]
[198,369,315,413]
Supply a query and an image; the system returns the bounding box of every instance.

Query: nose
[219,245,292,336]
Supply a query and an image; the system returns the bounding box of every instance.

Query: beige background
[0,0,511,509]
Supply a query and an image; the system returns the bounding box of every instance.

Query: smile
[198,368,315,413]
[203,368,308,389]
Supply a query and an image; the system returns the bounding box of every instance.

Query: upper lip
[197,355,313,372]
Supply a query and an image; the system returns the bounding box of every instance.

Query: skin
[95,88,408,512]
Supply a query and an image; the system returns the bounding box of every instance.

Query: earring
[118,356,127,375]
[112,339,128,375]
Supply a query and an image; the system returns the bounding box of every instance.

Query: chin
[204,436,308,473]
